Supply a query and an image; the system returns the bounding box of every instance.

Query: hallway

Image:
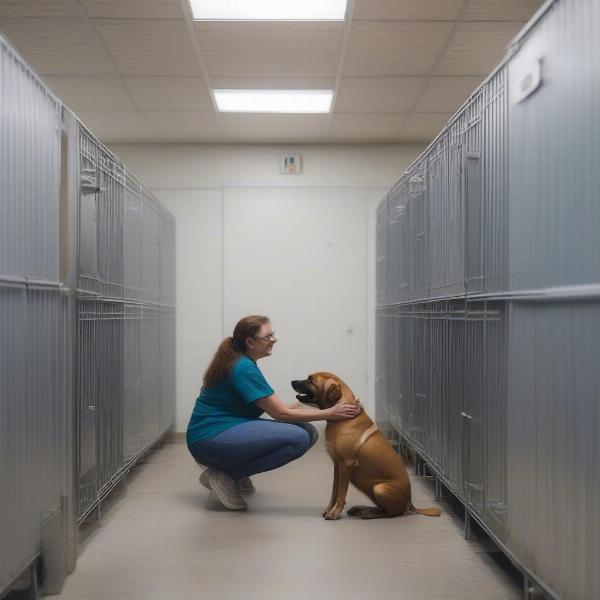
[57,428,522,600]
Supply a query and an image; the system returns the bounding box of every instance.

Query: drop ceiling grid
[0,17,117,75]
[94,18,199,76]
[0,0,82,19]
[79,0,185,20]
[42,75,138,111]
[123,76,213,111]
[0,0,546,143]
[193,21,345,78]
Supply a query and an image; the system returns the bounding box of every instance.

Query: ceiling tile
[95,19,199,75]
[0,0,82,18]
[144,111,221,141]
[401,113,453,142]
[124,77,213,111]
[416,76,483,112]
[210,76,336,90]
[328,113,406,141]
[219,114,329,142]
[353,0,462,21]
[344,21,454,76]
[0,18,116,75]
[77,111,154,143]
[464,0,545,21]
[42,76,137,111]
[194,22,344,77]
[335,77,426,112]
[80,0,184,19]
[435,21,525,75]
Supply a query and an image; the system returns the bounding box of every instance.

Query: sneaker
[238,477,256,495]
[207,470,247,510]
[199,468,212,491]
[200,469,255,496]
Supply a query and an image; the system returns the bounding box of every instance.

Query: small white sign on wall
[280,153,302,174]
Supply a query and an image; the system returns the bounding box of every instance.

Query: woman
[186,315,360,510]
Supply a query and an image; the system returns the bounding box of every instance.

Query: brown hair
[202,315,270,387]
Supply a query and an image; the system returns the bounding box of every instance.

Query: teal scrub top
[186,355,274,444]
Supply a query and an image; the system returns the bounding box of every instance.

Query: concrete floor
[56,426,522,600]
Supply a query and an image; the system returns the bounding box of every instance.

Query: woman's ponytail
[202,316,269,387]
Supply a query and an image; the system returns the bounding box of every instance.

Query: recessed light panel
[190,0,347,21]
[213,90,334,113]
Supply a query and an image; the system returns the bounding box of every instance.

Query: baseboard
[164,431,186,444]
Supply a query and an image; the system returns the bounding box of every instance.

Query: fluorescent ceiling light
[189,0,347,21]
[214,90,334,113]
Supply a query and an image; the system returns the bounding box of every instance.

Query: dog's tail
[409,503,442,517]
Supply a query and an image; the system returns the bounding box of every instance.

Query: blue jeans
[188,419,319,481]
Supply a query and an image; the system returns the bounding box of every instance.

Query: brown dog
[291,372,441,520]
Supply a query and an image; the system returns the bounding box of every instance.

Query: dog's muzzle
[291,379,315,403]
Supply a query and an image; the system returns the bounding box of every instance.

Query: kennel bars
[0,35,176,596]
[375,2,600,599]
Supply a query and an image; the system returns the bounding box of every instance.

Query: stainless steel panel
[408,164,429,301]
[142,194,161,306]
[374,311,387,425]
[445,300,465,491]
[410,304,430,449]
[1,35,68,596]
[397,180,411,303]
[96,301,124,493]
[141,307,161,445]
[483,301,508,541]
[463,302,485,513]
[462,90,484,295]
[428,301,447,469]
[508,0,600,292]
[427,139,448,298]
[123,304,143,461]
[397,305,413,435]
[159,212,176,307]
[375,197,388,305]
[123,171,143,302]
[481,69,509,294]
[0,288,69,593]
[387,188,402,305]
[159,306,176,433]
[384,309,401,432]
[78,299,98,486]
[444,130,465,298]
[0,36,61,282]
[507,301,600,600]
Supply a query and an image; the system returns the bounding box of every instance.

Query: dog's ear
[325,379,342,404]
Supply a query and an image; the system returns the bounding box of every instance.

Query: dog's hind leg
[347,505,374,517]
[355,507,391,519]
[347,505,390,519]
[372,482,410,518]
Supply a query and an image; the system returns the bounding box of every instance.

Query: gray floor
[57,425,522,600]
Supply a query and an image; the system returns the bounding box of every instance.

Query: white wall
[113,143,423,431]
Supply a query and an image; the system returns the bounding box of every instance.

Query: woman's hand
[327,402,361,420]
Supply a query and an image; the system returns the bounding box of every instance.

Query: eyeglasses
[253,331,277,342]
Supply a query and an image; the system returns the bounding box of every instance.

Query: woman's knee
[292,422,319,449]
[288,428,311,457]
[303,423,319,448]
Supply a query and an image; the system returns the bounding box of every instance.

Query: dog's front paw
[323,508,342,520]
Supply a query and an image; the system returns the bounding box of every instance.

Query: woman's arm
[255,394,359,422]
